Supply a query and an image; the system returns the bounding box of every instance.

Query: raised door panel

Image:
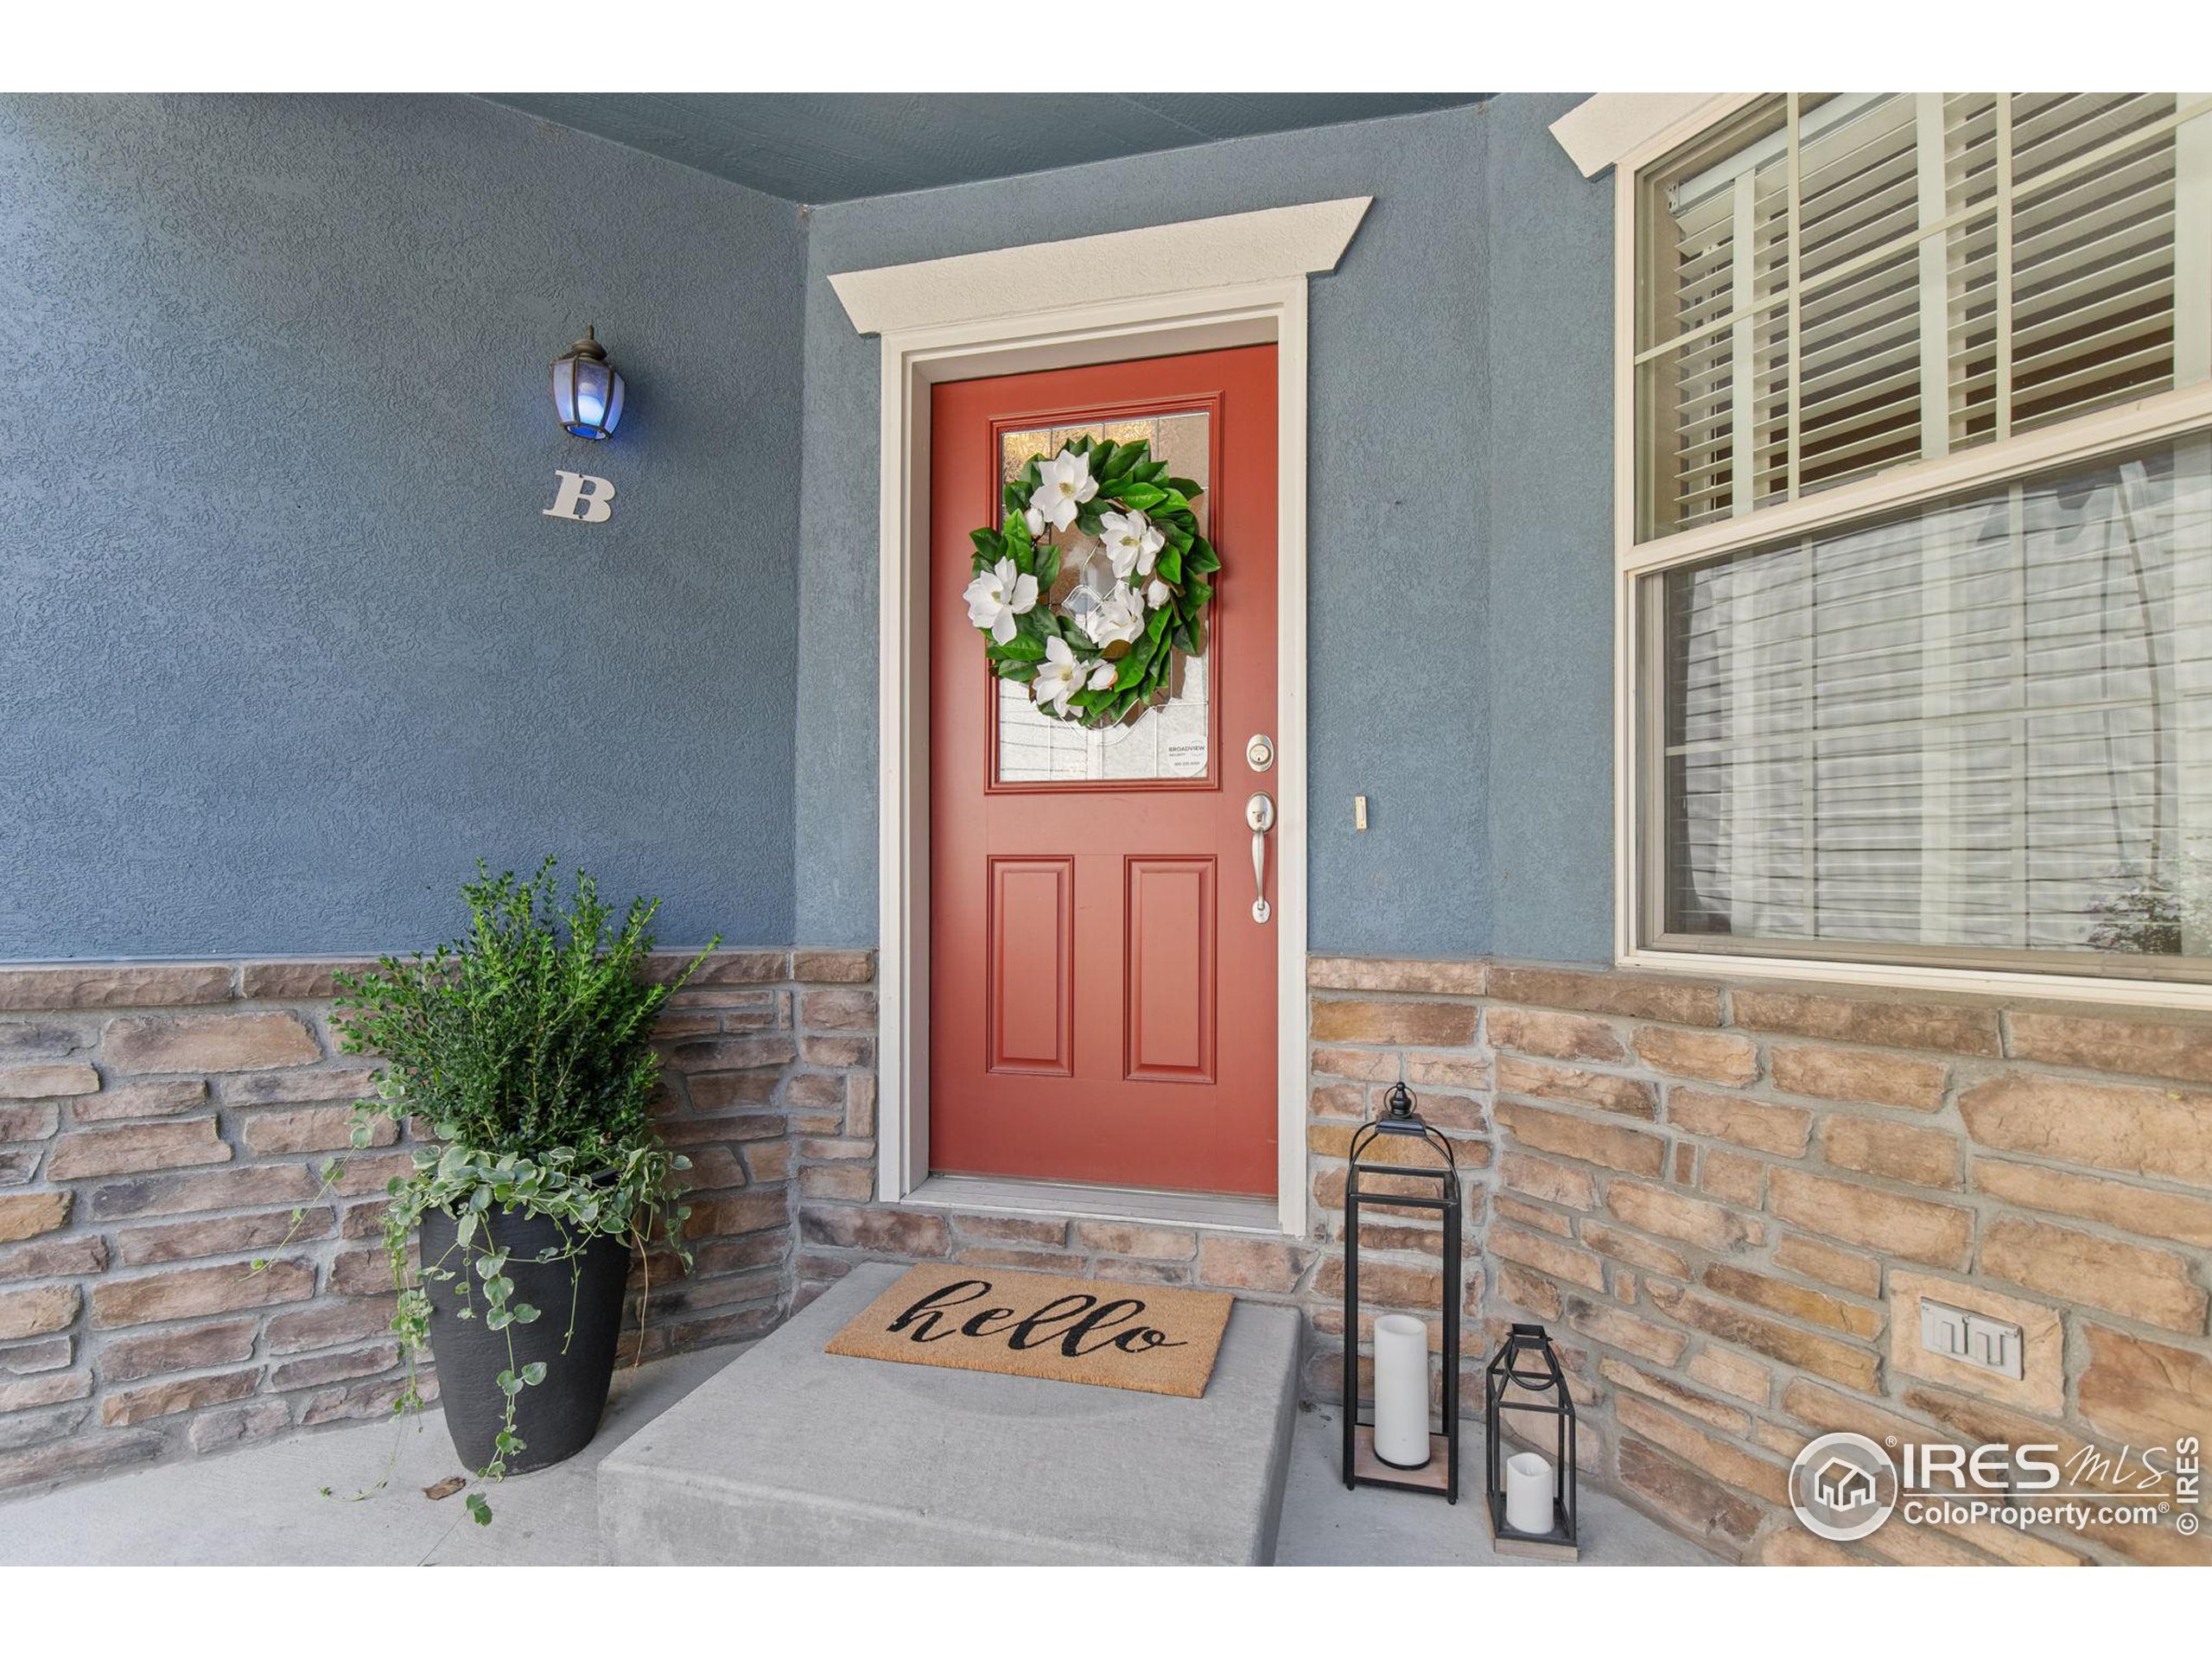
[987,856,1075,1077]
[1125,856,1215,1083]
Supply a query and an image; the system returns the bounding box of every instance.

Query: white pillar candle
[1370,1313,1431,1468]
[1505,1450,1555,1534]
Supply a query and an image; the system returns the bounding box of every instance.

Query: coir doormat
[823,1262,1233,1399]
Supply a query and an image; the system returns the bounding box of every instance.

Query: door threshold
[905,1173,1286,1236]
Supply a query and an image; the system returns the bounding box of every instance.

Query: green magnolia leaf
[1131,461,1167,483]
[1163,476,1203,499]
[1118,482,1165,511]
[1034,543,1062,589]
[1074,507,1104,537]
[995,662,1039,683]
[1156,547,1183,584]
[987,632,1046,664]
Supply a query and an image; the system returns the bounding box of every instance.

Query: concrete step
[596,1260,1304,1565]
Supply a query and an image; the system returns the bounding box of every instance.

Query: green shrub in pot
[327,859,712,1522]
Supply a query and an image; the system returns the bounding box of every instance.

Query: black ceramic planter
[417,1205,630,1474]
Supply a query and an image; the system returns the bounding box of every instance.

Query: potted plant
[329,860,710,1522]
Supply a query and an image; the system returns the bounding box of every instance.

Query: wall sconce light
[550,325,626,440]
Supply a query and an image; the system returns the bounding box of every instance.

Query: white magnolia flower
[1034,635,1082,715]
[1024,505,1046,537]
[1030,448,1098,532]
[1099,509,1167,581]
[963,556,1038,645]
[1081,582,1146,650]
[1087,662,1118,691]
[1145,577,1172,610]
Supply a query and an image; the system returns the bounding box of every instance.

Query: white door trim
[838,203,1365,1239]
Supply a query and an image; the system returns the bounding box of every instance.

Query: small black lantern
[1484,1323,1580,1557]
[1339,1080,1461,1502]
[550,324,626,440]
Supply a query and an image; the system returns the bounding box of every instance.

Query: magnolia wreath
[963,434,1220,728]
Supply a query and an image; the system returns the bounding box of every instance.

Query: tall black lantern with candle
[1484,1323,1580,1557]
[1339,1080,1461,1502]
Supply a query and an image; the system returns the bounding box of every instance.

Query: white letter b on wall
[543,470,615,524]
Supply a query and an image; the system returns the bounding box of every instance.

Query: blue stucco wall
[0,96,806,957]
[1482,96,1618,964]
[792,97,1617,960]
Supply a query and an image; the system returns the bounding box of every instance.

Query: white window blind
[1637,93,2211,541]
[1656,435,2212,974]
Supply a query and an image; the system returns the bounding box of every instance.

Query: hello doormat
[823,1262,1233,1399]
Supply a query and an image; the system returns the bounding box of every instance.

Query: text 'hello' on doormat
[823,1262,1233,1399]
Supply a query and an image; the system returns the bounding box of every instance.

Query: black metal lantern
[550,324,626,440]
[1484,1323,1580,1557]
[1339,1080,1461,1502]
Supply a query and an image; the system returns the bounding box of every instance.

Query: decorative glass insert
[994,411,1213,784]
[1636,93,2211,541]
[1650,433,2212,976]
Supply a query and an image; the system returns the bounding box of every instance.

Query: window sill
[1618,945,2212,1011]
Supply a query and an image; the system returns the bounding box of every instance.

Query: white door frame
[830,200,1370,1237]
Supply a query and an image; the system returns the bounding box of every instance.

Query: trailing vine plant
[261,860,711,1524]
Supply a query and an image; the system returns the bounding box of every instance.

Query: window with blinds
[1650,434,2212,975]
[1635,93,2211,541]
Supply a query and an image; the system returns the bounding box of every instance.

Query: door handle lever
[1244,792,1275,924]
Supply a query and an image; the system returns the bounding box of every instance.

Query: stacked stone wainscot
[10,947,2212,1568]
[793,955,2212,1567]
[0,951,872,1495]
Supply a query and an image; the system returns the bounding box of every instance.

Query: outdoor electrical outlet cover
[1920,1300,1968,1359]
[1921,1297,2024,1381]
[1962,1313,2025,1381]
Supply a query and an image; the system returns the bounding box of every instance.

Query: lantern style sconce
[550,325,626,440]
[1339,1080,1462,1502]
[1484,1323,1580,1558]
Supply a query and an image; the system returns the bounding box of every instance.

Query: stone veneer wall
[0,950,874,1497]
[11,946,2211,1567]
[794,955,2212,1567]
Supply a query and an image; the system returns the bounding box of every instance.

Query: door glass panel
[995,411,1212,784]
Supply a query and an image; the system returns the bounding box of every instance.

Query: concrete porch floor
[0,1345,1717,1567]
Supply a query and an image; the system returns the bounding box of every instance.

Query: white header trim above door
[828,197,1371,335]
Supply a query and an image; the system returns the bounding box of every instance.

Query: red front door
[928,346,1279,1196]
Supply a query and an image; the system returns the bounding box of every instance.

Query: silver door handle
[1244,792,1274,923]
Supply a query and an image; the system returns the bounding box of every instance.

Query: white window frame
[1609,93,2212,1008]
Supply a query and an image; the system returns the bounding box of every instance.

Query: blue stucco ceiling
[480,92,1486,205]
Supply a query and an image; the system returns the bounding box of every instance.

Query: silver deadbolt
[1245,791,1274,923]
[1245,733,1275,773]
